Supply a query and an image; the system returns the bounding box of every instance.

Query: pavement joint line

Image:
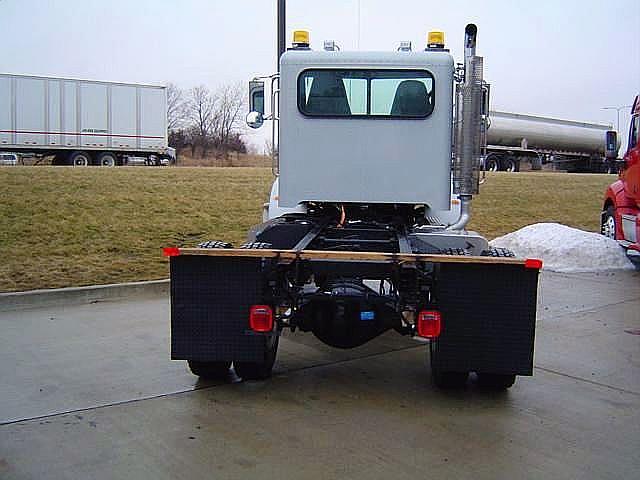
[535,365,640,397]
[547,271,639,285]
[0,344,422,427]
[3,343,638,427]
[539,296,640,322]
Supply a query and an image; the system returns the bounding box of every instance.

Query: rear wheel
[601,206,616,240]
[234,335,279,381]
[429,342,468,389]
[68,151,91,167]
[485,154,500,172]
[477,372,516,390]
[187,360,231,379]
[503,156,519,173]
[481,247,515,258]
[97,152,117,167]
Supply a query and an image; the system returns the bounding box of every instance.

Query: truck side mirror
[246,111,264,129]
[605,130,618,159]
[249,80,265,115]
[247,80,265,129]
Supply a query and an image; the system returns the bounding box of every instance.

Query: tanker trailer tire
[503,156,519,173]
[187,360,231,379]
[477,372,516,390]
[97,152,117,167]
[234,335,279,381]
[601,206,616,240]
[485,153,500,172]
[429,342,469,389]
[68,151,92,167]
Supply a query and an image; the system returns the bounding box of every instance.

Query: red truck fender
[603,180,638,241]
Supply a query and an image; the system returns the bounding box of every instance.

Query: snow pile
[490,223,634,273]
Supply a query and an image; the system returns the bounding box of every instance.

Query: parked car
[0,152,19,165]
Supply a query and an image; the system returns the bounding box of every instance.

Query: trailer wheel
[429,342,468,389]
[68,151,91,167]
[187,360,231,379]
[97,152,117,167]
[485,153,500,172]
[234,336,279,381]
[477,373,516,390]
[601,206,616,240]
[503,156,519,173]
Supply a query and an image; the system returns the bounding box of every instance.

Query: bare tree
[212,82,245,163]
[166,83,188,131]
[188,85,216,157]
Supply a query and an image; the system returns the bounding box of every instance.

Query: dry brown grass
[177,152,272,168]
[0,168,615,292]
[0,166,272,292]
[469,172,613,239]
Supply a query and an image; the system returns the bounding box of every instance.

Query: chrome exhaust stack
[448,24,484,231]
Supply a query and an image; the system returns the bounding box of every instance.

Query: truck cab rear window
[298,69,434,118]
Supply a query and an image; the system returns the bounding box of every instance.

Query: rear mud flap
[433,263,539,376]
[170,256,271,362]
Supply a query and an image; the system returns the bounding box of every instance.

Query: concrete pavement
[1,270,639,479]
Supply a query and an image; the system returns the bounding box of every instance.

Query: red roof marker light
[163,247,180,257]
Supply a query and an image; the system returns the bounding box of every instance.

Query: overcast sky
[1,0,638,148]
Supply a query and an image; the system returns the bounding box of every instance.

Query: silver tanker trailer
[485,110,618,173]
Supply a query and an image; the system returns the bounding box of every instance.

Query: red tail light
[525,258,543,270]
[417,310,441,339]
[249,305,274,332]
[163,247,180,257]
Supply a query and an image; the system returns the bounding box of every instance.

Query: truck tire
[503,156,519,173]
[97,152,117,167]
[198,240,233,249]
[52,153,67,166]
[188,360,231,379]
[429,342,468,389]
[485,153,500,172]
[234,336,279,381]
[601,206,616,240]
[477,372,516,390]
[481,247,515,258]
[68,151,92,167]
[240,242,273,249]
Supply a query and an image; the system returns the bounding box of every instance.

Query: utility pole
[277,0,286,72]
[602,105,632,133]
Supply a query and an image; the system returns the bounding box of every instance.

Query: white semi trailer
[485,110,617,173]
[0,73,175,166]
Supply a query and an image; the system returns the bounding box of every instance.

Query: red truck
[602,95,640,267]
